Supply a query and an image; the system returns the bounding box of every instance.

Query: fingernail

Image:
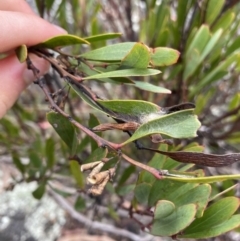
[53,24,68,34]
[23,54,50,85]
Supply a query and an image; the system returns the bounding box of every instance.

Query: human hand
[0,0,67,118]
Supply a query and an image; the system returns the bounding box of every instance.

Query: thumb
[0,53,50,118]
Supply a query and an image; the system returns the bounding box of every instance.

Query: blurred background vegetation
[0,0,240,240]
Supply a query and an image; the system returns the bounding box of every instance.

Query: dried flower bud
[88,175,110,196]
[80,161,102,172]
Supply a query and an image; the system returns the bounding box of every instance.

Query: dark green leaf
[12,153,25,174]
[47,111,78,155]
[74,196,86,211]
[45,138,55,169]
[118,165,136,186]
[32,182,46,200]
[70,160,84,188]
[88,114,101,151]
[29,150,42,169]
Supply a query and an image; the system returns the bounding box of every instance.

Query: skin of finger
[0,11,67,53]
[0,53,50,118]
[0,0,35,14]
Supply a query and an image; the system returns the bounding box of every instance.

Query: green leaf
[226,36,240,56]
[12,153,25,174]
[151,204,197,236]
[47,112,78,155]
[32,182,46,200]
[68,82,104,113]
[185,25,210,59]
[122,109,200,145]
[183,28,223,80]
[121,42,150,69]
[190,52,240,95]
[74,196,86,211]
[164,174,240,183]
[70,160,84,188]
[15,45,28,63]
[206,0,225,25]
[118,165,136,186]
[150,47,180,66]
[82,68,161,80]
[148,179,182,206]
[134,183,151,205]
[45,138,55,169]
[80,42,135,61]
[181,215,240,239]
[97,99,160,120]
[171,184,211,218]
[78,63,134,84]
[182,197,240,238]
[183,49,200,81]
[85,147,108,163]
[88,114,101,151]
[35,34,89,49]
[84,33,122,42]
[141,144,168,184]
[29,150,42,169]
[212,10,235,33]
[154,200,175,219]
[128,81,171,94]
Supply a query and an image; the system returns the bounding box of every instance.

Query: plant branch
[121,153,164,179]
[49,189,155,241]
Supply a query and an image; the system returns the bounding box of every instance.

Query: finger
[0,11,67,53]
[0,53,50,118]
[0,0,35,14]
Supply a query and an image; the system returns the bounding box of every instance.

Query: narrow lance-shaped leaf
[35,34,89,49]
[205,0,225,25]
[181,197,240,239]
[84,33,122,43]
[185,25,210,59]
[127,81,171,94]
[70,160,85,188]
[82,68,161,80]
[147,147,240,167]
